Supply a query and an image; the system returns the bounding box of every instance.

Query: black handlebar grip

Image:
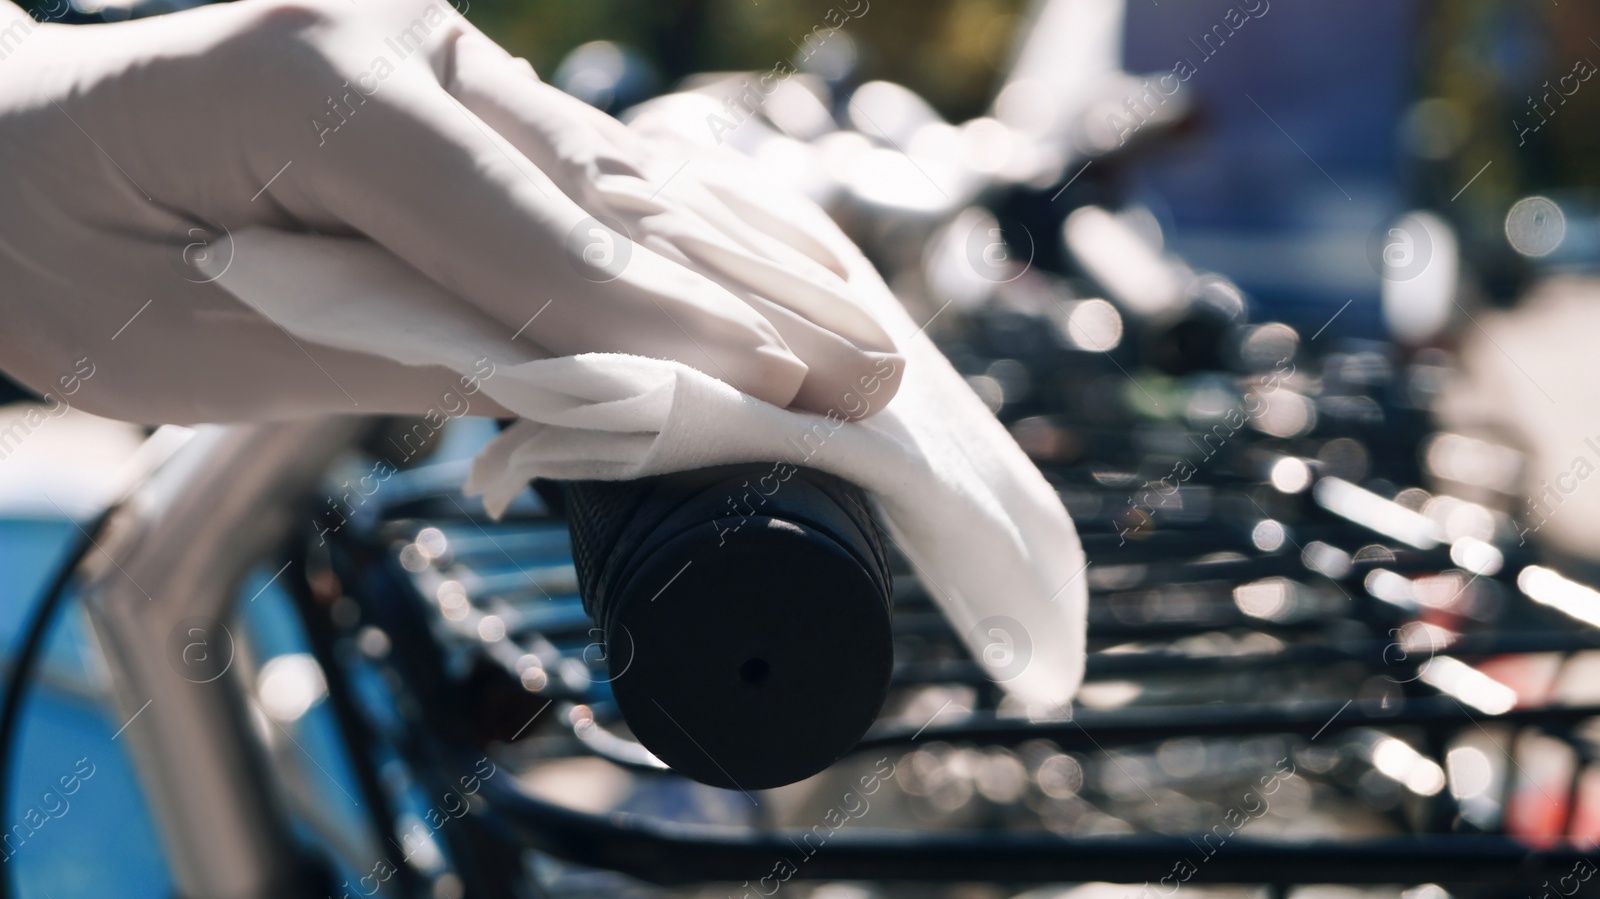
[563,463,894,790]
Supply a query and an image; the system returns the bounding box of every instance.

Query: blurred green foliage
[12,0,1024,118]
[1408,0,1600,268]
[466,0,1027,121]
[1416,1,1600,198]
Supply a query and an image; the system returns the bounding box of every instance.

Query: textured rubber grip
[563,464,894,790]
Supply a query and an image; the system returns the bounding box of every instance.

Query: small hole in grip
[738,657,770,686]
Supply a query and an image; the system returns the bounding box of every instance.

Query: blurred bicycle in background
[6,1,1600,897]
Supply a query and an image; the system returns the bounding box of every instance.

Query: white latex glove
[196,92,1090,710]
[0,0,901,424]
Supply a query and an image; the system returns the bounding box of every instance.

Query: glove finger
[640,162,850,281]
[445,27,652,192]
[740,293,904,420]
[668,227,898,354]
[441,36,864,304]
[302,50,808,411]
[590,164,883,347]
[626,99,852,278]
[442,38,898,380]
[584,174,896,358]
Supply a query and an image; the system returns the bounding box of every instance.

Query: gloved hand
[0,0,901,424]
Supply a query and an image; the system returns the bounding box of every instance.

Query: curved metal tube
[81,418,363,899]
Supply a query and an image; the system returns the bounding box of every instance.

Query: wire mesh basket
[301,306,1600,899]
